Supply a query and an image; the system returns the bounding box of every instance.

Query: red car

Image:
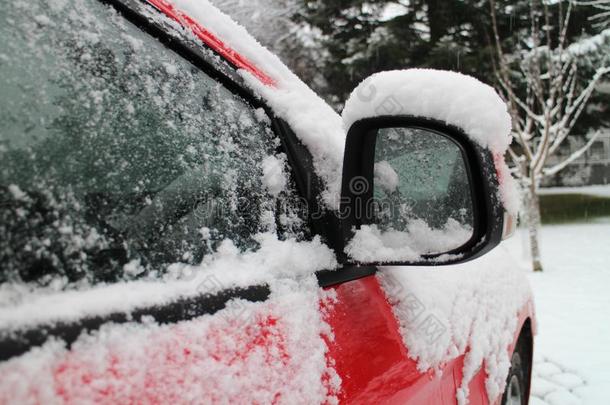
[0,0,535,404]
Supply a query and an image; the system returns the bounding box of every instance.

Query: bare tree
[489,0,609,271]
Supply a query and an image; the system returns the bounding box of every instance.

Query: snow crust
[0,233,337,331]
[170,0,346,207]
[373,161,399,193]
[538,184,610,198]
[343,69,512,152]
[342,69,518,214]
[377,243,532,404]
[345,221,471,263]
[0,277,340,404]
[261,154,288,197]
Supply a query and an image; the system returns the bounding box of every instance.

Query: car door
[0,0,338,403]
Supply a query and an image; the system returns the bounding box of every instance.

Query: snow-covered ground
[503,218,610,405]
[538,184,610,198]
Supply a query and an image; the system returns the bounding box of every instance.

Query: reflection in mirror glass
[346,127,474,263]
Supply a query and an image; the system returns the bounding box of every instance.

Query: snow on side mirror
[340,69,518,266]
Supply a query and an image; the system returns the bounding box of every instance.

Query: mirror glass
[347,126,475,262]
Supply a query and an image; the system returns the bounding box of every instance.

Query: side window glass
[0,0,309,288]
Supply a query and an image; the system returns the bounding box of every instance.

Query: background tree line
[215,0,608,128]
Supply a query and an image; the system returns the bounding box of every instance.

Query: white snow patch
[538,184,610,198]
[0,277,340,404]
[123,259,145,277]
[345,219,472,263]
[377,243,532,404]
[33,14,52,26]
[199,226,211,240]
[7,184,27,201]
[254,107,271,124]
[261,154,288,197]
[504,220,610,405]
[343,69,512,153]
[374,160,399,193]
[568,28,610,56]
[0,233,337,331]
[494,152,521,215]
[162,61,178,76]
[120,32,144,50]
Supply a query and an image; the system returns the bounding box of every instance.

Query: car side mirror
[339,69,517,266]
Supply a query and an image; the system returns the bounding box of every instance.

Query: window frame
[88,0,372,287]
[0,0,318,284]
[104,0,336,244]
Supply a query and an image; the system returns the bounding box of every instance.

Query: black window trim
[0,285,270,362]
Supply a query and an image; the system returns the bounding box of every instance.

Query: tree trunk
[526,174,543,272]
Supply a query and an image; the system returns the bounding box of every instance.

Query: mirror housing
[340,115,505,266]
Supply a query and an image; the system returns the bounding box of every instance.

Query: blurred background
[212,1,610,403]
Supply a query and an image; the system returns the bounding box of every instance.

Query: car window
[0,0,309,288]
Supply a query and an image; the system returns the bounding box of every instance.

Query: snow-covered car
[0,0,535,404]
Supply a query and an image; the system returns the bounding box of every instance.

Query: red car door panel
[324,275,448,404]
[0,288,336,404]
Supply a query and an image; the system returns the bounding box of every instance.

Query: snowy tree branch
[543,131,601,177]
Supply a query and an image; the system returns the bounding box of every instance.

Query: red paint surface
[0,314,296,404]
[52,315,290,404]
[448,354,489,405]
[324,275,535,404]
[145,0,276,86]
[323,275,450,404]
